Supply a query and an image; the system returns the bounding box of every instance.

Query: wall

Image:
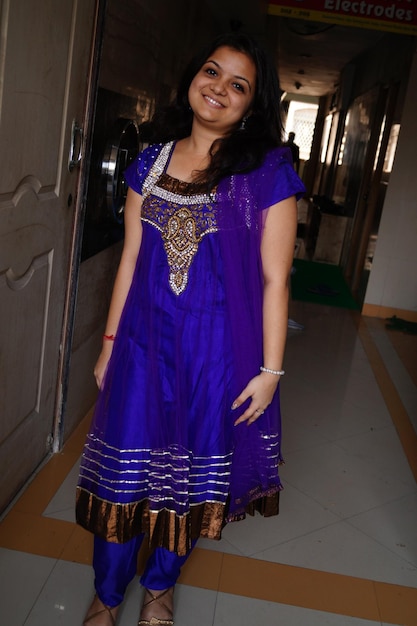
[363,46,417,321]
[99,0,219,108]
[64,243,122,440]
[350,34,415,108]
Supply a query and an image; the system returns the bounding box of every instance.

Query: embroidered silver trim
[151,183,214,206]
[79,434,280,506]
[84,434,235,461]
[142,142,215,205]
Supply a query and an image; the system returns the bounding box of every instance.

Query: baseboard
[362,303,417,322]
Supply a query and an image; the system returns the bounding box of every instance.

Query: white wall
[364,47,417,320]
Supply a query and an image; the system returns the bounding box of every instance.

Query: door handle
[68,119,83,172]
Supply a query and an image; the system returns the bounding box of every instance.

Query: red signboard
[268,0,417,34]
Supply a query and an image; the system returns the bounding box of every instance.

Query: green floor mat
[291,259,360,310]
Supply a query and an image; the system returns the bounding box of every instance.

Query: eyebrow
[206,59,252,92]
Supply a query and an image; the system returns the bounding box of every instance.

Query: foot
[83,595,118,625]
[138,587,174,625]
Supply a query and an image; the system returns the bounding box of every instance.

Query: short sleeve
[255,147,305,211]
[123,143,163,195]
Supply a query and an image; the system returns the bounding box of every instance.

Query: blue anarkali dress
[76,141,305,555]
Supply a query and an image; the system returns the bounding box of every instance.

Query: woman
[77,32,305,626]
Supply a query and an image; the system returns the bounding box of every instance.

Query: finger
[234,405,264,426]
[246,408,265,425]
[231,388,251,410]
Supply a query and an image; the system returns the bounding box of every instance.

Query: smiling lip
[203,94,224,108]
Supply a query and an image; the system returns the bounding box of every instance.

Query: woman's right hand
[94,342,113,389]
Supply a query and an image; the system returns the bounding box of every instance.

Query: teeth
[205,95,222,107]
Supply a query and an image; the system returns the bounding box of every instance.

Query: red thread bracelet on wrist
[103,334,115,341]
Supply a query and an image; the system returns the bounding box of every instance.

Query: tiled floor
[1,300,417,625]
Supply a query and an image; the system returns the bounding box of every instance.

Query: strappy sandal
[83,596,117,625]
[138,587,174,625]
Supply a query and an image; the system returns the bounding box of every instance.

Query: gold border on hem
[76,487,280,556]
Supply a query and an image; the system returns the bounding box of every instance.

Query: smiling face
[188,45,257,136]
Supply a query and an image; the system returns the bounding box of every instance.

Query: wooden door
[0,0,97,512]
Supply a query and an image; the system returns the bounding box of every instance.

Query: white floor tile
[281,381,392,444]
[255,518,417,587]
[173,584,217,626]
[24,559,94,625]
[0,548,57,626]
[206,483,339,557]
[43,459,80,523]
[23,559,143,626]
[284,441,413,519]
[280,414,329,453]
[23,557,217,626]
[347,493,417,568]
[334,425,416,488]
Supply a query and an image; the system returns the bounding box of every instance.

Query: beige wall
[364,47,417,321]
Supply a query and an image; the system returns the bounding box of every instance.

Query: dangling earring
[240,116,248,130]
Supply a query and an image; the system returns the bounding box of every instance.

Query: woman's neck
[180,124,220,157]
[167,128,220,182]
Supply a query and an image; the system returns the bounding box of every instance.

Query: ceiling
[272,17,384,97]
[206,0,385,97]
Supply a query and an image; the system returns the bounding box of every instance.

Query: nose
[210,79,227,95]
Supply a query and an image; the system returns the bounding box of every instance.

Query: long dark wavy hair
[142,32,284,190]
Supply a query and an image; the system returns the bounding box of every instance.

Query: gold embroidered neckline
[140,143,218,296]
[158,172,207,196]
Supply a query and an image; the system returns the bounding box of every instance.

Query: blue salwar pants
[93,535,196,607]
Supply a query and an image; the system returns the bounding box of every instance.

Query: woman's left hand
[232,372,280,426]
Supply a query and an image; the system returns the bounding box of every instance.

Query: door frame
[52,0,107,452]
[348,84,399,297]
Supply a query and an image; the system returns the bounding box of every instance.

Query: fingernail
[231,402,238,410]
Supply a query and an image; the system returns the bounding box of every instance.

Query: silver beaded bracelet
[260,366,285,376]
